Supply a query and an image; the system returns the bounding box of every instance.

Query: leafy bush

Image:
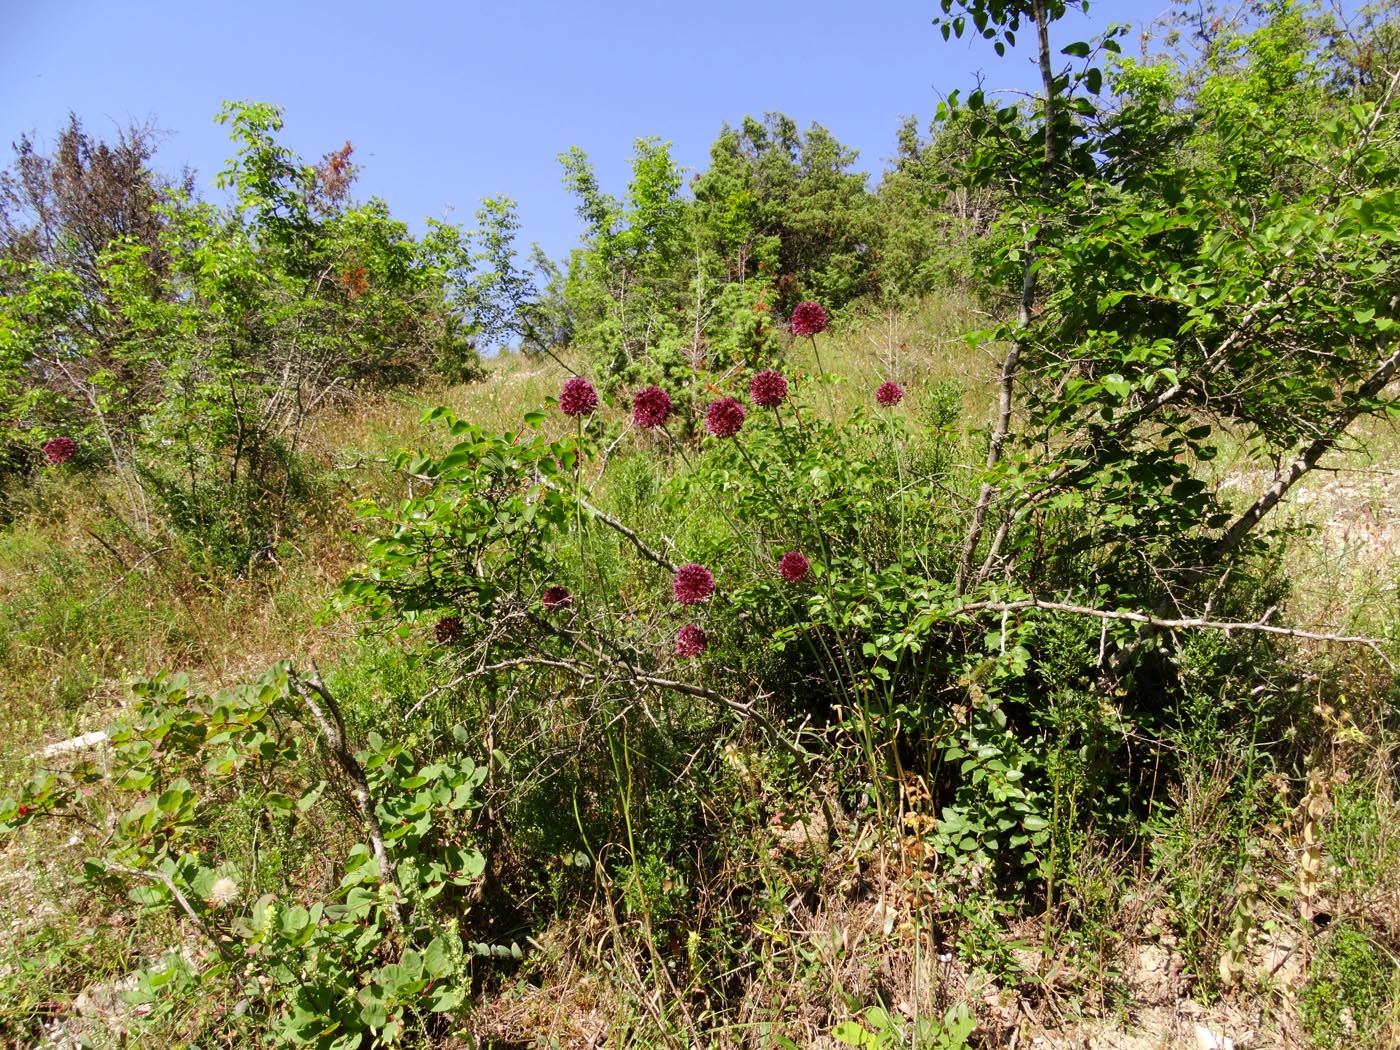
[1,664,492,1046]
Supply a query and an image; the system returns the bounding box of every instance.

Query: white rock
[1195,1023,1235,1050]
[35,731,108,758]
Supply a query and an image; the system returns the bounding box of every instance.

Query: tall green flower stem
[760,407,891,810]
[661,426,751,549]
[880,405,909,551]
[807,332,837,420]
[772,396,813,446]
[572,413,588,561]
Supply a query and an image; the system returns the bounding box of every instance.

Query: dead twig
[84,546,169,610]
[542,479,678,573]
[102,861,235,962]
[949,597,1395,671]
[288,662,405,932]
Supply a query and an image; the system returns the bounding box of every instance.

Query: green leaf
[358,991,388,1030]
[832,1020,873,1045]
[428,985,464,1013]
[1101,374,1130,399]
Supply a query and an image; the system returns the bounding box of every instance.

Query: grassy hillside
[2,292,1397,1049]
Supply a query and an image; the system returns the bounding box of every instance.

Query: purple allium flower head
[434,616,464,644]
[542,585,572,611]
[704,397,746,438]
[778,551,810,584]
[41,436,77,465]
[559,377,599,418]
[631,385,673,429]
[749,370,789,409]
[875,381,906,408]
[790,301,828,338]
[675,625,708,659]
[673,563,715,605]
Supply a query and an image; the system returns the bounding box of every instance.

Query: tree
[561,139,695,382]
[692,114,876,314]
[870,111,1006,302]
[939,0,1400,644]
[0,102,501,571]
[0,116,194,459]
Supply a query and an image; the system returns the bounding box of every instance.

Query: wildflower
[749,370,788,409]
[542,585,572,610]
[207,876,240,909]
[790,301,828,338]
[631,385,673,429]
[875,381,905,408]
[434,616,464,643]
[675,625,708,658]
[705,397,746,438]
[778,551,810,584]
[559,377,599,417]
[41,436,77,465]
[673,563,715,605]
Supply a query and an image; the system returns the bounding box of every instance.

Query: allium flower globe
[631,385,673,428]
[673,563,715,605]
[749,370,789,409]
[675,625,708,659]
[434,616,464,644]
[778,551,810,584]
[542,585,572,611]
[790,301,828,338]
[704,397,746,438]
[41,436,77,465]
[559,377,599,417]
[875,381,906,408]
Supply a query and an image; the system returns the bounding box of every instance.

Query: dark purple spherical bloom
[875,381,906,408]
[704,398,746,438]
[631,385,673,429]
[790,301,828,338]
[542,585,572,611]
[749,370,789,409]
[675,625,708,659]
[559,377,599,418]
[434,616,464,644]
[673,563,715,605]
[41,436,77,465]
[778,551,810,584]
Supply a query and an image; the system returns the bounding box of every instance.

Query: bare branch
[287,663,404,932]
[103,861,235,962]
[950,597,1394,670]
[83,546,169,609]
[543,478,678,573]
[1205,343,1400,570]
[955,0,1059,596]
[631,674,814,765]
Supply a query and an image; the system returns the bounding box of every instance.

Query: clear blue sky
[3,1,1175,264]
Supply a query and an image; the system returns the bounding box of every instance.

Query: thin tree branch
[956,0,1057,596]
[103,861,235,962]
[543,478,678,572]
[402,655,591,720]
[950,597,1394,670]
[631,674,813,765]
[84,546,169,609]
[1204,343,1400,570]
[287,663,404,932]
[1104,342,1400,672]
